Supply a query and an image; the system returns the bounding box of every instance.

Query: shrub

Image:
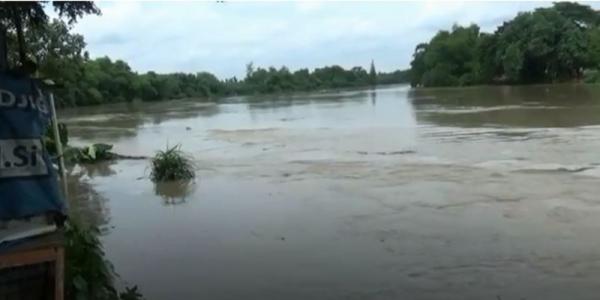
[65,221,116,300]
[65,221,145,300]
[150,145,195,182]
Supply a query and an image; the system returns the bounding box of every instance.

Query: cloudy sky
[69,1,598,79]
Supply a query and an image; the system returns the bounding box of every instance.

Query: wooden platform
[0,230,64,300]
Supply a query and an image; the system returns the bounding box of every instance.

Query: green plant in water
[64,143,115,164]
[150,144,195,182]
[44,123,117,164]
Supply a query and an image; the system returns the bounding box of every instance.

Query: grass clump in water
[150,145,195,182]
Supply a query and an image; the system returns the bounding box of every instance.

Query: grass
[150,144,195,182]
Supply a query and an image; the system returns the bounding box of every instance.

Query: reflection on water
[408,84,600,106]
[154,180,195,205]
[66,164,113,228]
[418,105,600,127]
[76,161,118,178]
[369,88,377,106]
[410,84,600,127]
[61,84,600,300]
[60,100,221,142]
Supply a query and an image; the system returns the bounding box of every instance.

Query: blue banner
[0,73,65,220]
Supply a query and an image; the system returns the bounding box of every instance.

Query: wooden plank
[55,247,64,300]
[0,247,58,269]
[0,230,64,255]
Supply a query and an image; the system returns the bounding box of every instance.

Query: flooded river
[61,84,600,300]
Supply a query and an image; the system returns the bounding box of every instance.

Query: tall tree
[409,2,600,86]
[0,1,100,68]
[410,24,480,87]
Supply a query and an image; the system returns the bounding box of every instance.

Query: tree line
[8,18,409,107]
[410,2,600,87]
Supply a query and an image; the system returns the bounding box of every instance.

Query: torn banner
[0,72,65,220]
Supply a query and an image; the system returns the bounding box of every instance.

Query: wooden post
[0,24,7,71]
[48,93,68,201]
[55,247,65,300]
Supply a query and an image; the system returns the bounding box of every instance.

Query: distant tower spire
[369,59,377,86]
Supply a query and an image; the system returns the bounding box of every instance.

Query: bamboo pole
[48,93,68,201]
[0,24,7,72]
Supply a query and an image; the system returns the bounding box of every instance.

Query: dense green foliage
[65,221,144,300]
[377,69,410,85]
[410,2,600,87]
[49,57,406,106]
[150,145,195,182]
[65,221,116,300]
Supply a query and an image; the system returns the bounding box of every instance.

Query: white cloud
[296,1,323,14]
[69,1,600,79]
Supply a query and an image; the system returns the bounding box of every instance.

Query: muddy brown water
[60,84,600,300]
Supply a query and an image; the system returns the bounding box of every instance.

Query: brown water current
[60,84,600,300]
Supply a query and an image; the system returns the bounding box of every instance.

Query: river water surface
[61,84,600,300]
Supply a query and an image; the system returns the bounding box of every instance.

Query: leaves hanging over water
[44,121,69,155]
[65,220,146,300]
[64,143,115,164]
[65,221,117,300]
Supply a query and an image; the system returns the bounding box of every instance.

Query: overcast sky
[70,1,599,79]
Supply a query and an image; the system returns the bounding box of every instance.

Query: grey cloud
[74,1,600,79]
[93,33,130,45]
